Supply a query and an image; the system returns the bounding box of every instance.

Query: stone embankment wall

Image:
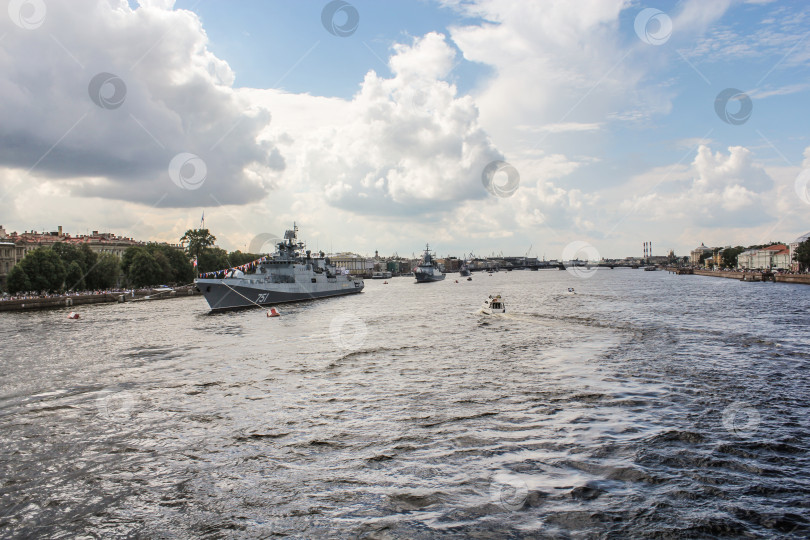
[0,286,199,312]
[692,269,810,285]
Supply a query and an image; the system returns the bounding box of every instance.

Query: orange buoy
[67,311,80,319]
[266,308,280,317]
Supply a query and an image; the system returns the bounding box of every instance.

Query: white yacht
[482,294,505,314]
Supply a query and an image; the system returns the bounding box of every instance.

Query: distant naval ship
[414,244,446,283]
[195,225,364,311]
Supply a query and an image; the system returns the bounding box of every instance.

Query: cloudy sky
[1,0,808,259]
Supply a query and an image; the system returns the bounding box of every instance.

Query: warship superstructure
[195,225,364,311]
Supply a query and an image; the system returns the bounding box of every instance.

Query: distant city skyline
[1,221,800,263]
[1,0,809,260]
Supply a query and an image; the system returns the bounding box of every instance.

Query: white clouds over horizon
[251,32,502,217]
[0,0,808,257]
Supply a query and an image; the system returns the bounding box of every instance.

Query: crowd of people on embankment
[693,267,808,274]
[0,289,136,301]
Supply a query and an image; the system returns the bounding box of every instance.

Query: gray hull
[196,279,363,311]
[414,272,446,283]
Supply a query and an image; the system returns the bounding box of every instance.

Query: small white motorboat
[566,287,576,294]
[482,294,506,314]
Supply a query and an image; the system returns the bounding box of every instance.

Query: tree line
[4,228,265,294]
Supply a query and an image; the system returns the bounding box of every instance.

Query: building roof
[763,244,788,251]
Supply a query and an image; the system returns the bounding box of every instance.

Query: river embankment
[690,269,810,284]
[0,285,199,312]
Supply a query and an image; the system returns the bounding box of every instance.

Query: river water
[1,269,808,538]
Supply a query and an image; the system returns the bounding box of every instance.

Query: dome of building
[793,232,810,244]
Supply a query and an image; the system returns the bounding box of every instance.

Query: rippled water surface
[1,270,809,538]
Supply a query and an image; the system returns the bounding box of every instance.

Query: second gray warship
[414,244,446,283]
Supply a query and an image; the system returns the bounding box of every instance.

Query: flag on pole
[193,256,198,268]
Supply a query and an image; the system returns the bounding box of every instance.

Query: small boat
[67,311,80,319]
[467,277,472,281]
[266,307,281,317]
[566,287,576,294]
[482,294,505,314]
[372,271,392,279]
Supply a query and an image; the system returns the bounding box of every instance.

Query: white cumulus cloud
[0,0,283,208]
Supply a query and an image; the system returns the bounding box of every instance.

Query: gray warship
[414,244,446,283]
[195,225,364,311]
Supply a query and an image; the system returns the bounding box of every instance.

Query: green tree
[228,250,262,267]
[77,244,99,288]
[121,246,145,279]
[197,247,230,273]
[153,251,174,284]
[6,265,31,294]
[64,261,86,291]
[148,244,193,284]
[180,229,217,260]
[127,251,163,287]
[794,239,810,272]
[14,248,66,292]
[91,254,121,289]
[51,242,101,289]
[721,246,745,269]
